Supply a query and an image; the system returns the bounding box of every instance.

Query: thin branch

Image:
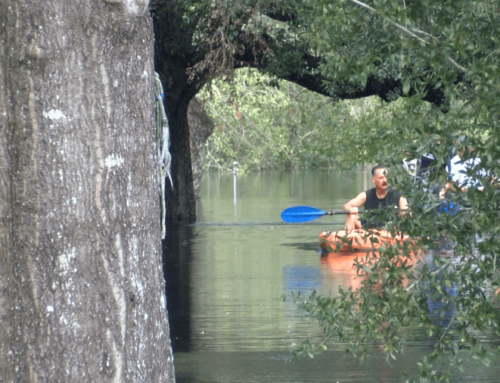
[347,0,469,74]
[485,48,500,61]
[410,28,439,43]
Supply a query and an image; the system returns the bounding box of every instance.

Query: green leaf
[402,78,410,95]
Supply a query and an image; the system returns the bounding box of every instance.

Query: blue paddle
[280,206,348,223]
[281,201,458,224]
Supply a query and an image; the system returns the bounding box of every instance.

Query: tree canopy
[201,69,416,171]
[152,0,447,102]
[151,0,447,221]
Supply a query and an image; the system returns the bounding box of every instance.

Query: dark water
[163,170,499,383]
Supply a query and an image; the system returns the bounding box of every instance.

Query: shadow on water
[162,225,195,352]
[282,242,323,252]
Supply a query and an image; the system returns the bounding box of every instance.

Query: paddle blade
[281,206,326,223]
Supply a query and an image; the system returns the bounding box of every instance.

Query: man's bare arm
[343,192,367,215]
[399,196,409,215]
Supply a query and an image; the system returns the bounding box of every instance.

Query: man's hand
[347,207,359,215]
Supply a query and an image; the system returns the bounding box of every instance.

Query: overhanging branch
[234,38,447,106]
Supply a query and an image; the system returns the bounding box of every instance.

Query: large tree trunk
[0,1,175,382]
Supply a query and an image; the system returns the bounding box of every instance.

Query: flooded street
[163,169,500,382]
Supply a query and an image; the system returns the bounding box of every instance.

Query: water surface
[163,169,499,382]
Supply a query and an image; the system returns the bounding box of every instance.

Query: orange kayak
[319,229,412,252]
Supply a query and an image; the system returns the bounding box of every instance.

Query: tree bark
[155,57,199,223]
[0,1,174,382]
[188,97,214,199]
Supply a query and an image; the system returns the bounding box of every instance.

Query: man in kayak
[343,165,408,230]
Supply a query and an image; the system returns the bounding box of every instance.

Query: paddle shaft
[280,203,445,223]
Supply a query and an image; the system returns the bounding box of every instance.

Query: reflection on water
[319,251,366,291]
[163,170,500,382]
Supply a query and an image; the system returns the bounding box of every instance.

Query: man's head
[371,165,389,191]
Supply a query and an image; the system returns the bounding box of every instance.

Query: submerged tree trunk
[155,62,198,223]
[153,4,202,223]
[188,97,214,199]
[0,1,174,381]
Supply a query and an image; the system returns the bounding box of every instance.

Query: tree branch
[234,37,447,106]
[348,0,469,74]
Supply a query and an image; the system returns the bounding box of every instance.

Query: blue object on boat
[436,200,459,216]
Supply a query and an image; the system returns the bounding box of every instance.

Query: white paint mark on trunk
[160,293,166,310]
[101,245,126,366]
[92,101,106,224]
[58,247,76,273]
[107,328,123,383]
[114,232,126,344]
[43,109,66,120]
[100,63,112,119]
[104,154,124,168]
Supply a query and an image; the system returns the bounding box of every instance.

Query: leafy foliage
[200,69,419,171]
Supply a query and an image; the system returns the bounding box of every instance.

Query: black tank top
[364,187,402,228]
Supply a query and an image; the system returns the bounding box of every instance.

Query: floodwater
[163,169,499,382]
